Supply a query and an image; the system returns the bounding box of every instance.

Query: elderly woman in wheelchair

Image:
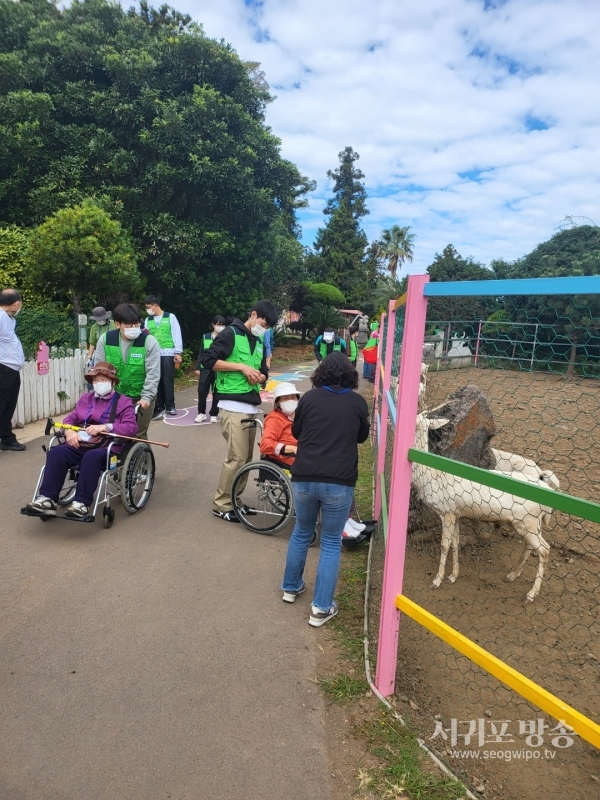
[25,362,138,521]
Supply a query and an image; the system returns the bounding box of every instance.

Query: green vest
[146,312,174,350]
[215,328,264,396]
[349,339,357,360]
[104,329,148,399]
[319,337,342,359]
[199,331,213,370]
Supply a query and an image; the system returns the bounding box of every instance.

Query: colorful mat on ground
[164,367,308,426]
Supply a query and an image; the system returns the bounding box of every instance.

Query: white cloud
[178,0,600,271]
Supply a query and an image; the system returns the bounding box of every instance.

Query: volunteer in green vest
[313,327,346,362]
[194,314,226,423]
[88,307,117,366]
[144,295,183,419]
[200,300,279,523]
[348,325,358,367]
[95,303,160,440]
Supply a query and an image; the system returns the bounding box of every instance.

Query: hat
[273,382,301,401]
[84,361,120,385]
[90,306,112,322]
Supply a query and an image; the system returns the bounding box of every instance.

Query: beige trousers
[213,410,257,513]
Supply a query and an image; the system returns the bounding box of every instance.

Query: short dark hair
[113,303,142,324]
[0,288,22,306]
[324,327,334,333]
[144,295,160,306]
[349,325,358,335]
[212,314,226,326]
[251,300,279,328]
[311,351,359,390]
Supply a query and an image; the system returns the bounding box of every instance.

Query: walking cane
[44,418,170,448]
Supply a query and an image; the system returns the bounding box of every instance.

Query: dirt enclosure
[371,366,600,800]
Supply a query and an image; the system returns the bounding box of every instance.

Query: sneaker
[309,529,318,547]
[210,415,219,423]
[282,584,305,603]
[195,413,208,423]
[26,495,57,516]
[308,601,338,628]
[151,410,165,421]
[342,521,362,539]
[167,409,178,416]
[0,440,26,451]
[237,503,257,516]
[65,501,89,519]
[347,517,366,533]
[212,509,240,523]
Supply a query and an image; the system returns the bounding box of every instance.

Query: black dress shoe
[0,441,26,451]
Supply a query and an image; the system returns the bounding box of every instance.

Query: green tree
[306,282,345,307]
[0,0,310,338]
[313,146,369,306]
[373,275,408,313]
[25,200,142,312]
[376,224,415,278]
[506,226,600,378]
[426,245,496,322]
[304,303,344,336]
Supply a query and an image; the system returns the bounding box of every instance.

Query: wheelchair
[20,419,155,528]
[230,418,297,534]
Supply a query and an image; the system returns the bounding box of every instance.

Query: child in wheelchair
[25,362,138,520]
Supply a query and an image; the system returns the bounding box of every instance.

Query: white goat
[412,414,554,602]
[390,363,429,408]
[490,448,560,527]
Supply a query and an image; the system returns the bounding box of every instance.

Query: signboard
[77,314,88,326]
[36,341,50,375]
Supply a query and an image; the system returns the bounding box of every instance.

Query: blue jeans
[282,482,354,612]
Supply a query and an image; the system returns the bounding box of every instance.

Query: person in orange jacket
[260,382,300,467]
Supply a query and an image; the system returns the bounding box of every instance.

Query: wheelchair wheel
[231,461,294,534]
[57,468,78,506]
[120,443,155,514]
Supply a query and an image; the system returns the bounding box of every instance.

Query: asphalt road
[0,375,331,800]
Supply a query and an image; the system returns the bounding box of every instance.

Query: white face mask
[252,323,268,338]
[323,332,334,343]
[94,381,113,397]
[279,399,298,415]
[122,326,141,340]
[145,308,153,315]
[214,325,225,334]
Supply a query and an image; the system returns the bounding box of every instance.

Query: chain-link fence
[369,280,600,800]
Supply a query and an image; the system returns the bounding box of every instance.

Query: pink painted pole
[474,319,482,367]
[374,301,396,520]
[375,275,429,697]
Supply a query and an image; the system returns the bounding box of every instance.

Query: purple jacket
[63,391,138,440]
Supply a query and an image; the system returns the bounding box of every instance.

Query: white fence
[13,351,87,428]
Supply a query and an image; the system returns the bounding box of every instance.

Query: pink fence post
[474,319,483,366]
[375,275,429,697]
[374,300,396,520]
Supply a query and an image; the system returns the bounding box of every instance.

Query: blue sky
[179,0,600,274]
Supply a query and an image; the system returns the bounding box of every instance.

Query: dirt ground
[371,366,600,800]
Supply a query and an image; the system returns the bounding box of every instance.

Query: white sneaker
[65,501,89,519]
[195,413,207,423]
[210,415,219,423]
[308,601,338,627]
[342,521,362,539]
[347,517,366,533]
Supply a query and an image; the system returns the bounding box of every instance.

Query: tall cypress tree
[313,146,370,306]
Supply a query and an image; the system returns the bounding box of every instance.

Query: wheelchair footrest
[20,507,95,523]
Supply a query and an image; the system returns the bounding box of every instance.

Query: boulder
[429,384,496,469]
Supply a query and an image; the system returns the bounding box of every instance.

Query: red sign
[36,341,50,375]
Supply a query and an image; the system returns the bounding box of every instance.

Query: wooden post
[375,275,429,696]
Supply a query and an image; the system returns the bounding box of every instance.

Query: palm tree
[376,225,415,278]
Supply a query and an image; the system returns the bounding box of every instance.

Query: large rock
[429,384,496,469]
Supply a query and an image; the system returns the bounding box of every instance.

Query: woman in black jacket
[281,352,370,627]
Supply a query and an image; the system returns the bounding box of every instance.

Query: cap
[84,361,120,385]
[273,382,301,401]
[90,306,112,322]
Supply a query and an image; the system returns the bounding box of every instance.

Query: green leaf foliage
[0,0,310,339]
[24,200,141,312]
[426,244,497,321]
[15,302,79,358]
[306,282,345,307]
[304,303,345,334]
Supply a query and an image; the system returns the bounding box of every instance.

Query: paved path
[0,365,331,800]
